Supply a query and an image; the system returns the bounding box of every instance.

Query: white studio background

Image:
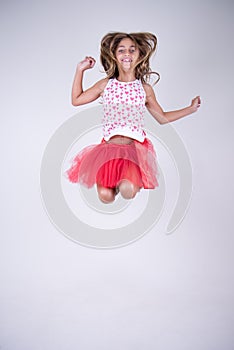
[1,0,234,349]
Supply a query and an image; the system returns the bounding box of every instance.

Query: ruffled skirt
[66,138,159,189]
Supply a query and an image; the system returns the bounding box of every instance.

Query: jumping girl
[66,32,201,203]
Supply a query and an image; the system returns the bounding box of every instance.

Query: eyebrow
[117,45,136,48]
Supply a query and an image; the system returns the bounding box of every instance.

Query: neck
[117,71,136,82]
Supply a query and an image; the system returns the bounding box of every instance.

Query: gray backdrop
[1,0,234,349]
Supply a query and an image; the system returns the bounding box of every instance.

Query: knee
[97,186,115,203]
[119,180,140,200]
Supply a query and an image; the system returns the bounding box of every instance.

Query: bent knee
[119,180,140,199]
[97,186,115,203]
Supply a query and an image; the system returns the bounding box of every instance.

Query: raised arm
[144,84,201,124]
[71,56,108,106]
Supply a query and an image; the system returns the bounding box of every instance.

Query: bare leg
[98,136,138,202]
[118,180,140,200]
[97,185,116,204]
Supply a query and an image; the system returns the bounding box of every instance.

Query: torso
[101,78,147,142]
[107,135,134,144]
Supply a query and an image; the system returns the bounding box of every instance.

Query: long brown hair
[100,32,160,85]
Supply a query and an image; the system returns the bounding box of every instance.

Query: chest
[103,80,146,105]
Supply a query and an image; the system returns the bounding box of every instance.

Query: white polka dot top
[102,78,146,142]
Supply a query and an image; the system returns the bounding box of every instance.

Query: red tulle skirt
[66,138,159,189]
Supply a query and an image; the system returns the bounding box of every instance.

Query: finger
[196,96,201,108]
[90,59,96,67]
[85,56,95,66]
[193,96,201,106]
[81,57,90,64]
[85,56,94,60]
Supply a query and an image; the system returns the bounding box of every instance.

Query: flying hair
[100,31,160,85]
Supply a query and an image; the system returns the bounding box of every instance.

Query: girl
[66,32,201,203]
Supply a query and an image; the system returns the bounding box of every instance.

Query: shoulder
[142,83,157,104]
[94,78,109,92]
[142,82,154,95]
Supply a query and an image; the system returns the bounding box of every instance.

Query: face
[115,38,139,70]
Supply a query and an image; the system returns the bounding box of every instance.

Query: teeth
[122,59,132,62]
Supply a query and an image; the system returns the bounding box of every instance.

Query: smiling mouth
[122,58,132,62]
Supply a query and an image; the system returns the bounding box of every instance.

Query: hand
[77,56,96,71]
[190,96,201,113]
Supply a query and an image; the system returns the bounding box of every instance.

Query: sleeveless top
[102,78,146,142]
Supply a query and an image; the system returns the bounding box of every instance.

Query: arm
[71,56,107,106]
[144,84,201,125]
